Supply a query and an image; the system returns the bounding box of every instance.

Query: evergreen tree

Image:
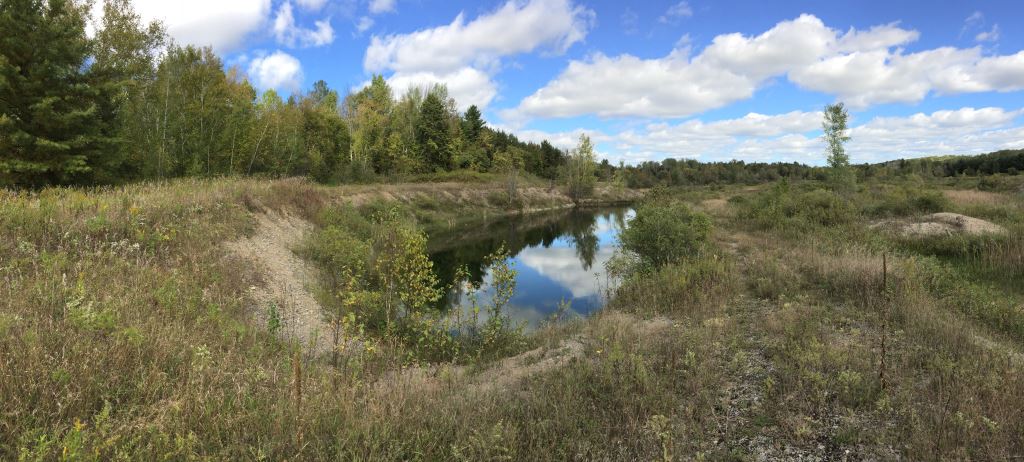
[416,92,452,172]
[461,104,485,143]
[539,140,563,179]
[0,0,102,187]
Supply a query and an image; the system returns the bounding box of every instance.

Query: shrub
[737,182,857,233]
[867,186,950,217]
[620,201,712,267]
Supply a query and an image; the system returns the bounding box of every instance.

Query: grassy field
[2,174,1022,460]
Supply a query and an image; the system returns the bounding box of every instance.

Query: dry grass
[943,189,1008,206]
[4,175,1023,460]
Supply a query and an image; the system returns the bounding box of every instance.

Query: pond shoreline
[427,204,636,329]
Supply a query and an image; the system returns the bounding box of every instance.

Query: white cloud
[365,0,593,74]
[502,47,756,121]
[506,15,839,120]
[364,0,593,110]
[658,1,692,24]
[247,51,304,92]
[356,16,375,35]
[101,0,272,52]
[369,0,396,14]
[847,107,1024,161]
[502,126,611,150]
[273,2,335,48]
[976,24,1000,43]
[517,246,616,298]
[386,68,497,110]
[295,0,327,11]
[510,107,1023,165]
[506,14,1024,121]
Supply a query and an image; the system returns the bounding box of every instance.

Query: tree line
[0,0,568,188]
[622,150,1024,189]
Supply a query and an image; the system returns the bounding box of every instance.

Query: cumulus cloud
[386,68,498,110]
[363,0,593,109]
[95,0,272,52]
[517,246,615,299]
[501,125,611,150]
[369,0,396,14]
[506,14,1024,121]
[248,51,304,92]
[273,1,334,48]
[511,107,1023,165]
[847,107,1023,161]
[365,0,593,74]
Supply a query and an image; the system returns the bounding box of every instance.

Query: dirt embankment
[872,212,1006,237]
[226,211,330,353]
[226,180,645,353]
[340,181,643,211]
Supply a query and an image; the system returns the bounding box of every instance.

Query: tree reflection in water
[426,206,633,327]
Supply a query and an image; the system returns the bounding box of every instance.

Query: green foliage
[563,134,597,202]
[620,201,712,267]
[736,182,858,233]
[461,104,485,143]
[823,102,855,192]
[266,303,282,335]
[867,185,951,217]
[0,1,573,188]
[416,92,454,172]
[370,209,441,320]
[0,0,102,187]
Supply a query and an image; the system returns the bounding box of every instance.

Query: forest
[0,0,567,188]
[7,0,1019,192]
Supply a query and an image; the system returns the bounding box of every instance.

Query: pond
[427,205,634,329]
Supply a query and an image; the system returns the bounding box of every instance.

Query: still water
[427,206,634,329]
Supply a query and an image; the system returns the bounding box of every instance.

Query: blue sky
[101,0,1024,165]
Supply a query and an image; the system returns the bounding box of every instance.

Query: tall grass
[4,175,1023,459]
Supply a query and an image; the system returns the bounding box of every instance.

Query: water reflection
[427,206,634,329]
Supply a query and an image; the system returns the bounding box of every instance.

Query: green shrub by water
[619,201,712,267]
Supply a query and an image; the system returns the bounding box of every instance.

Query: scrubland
[2,173,1022,460]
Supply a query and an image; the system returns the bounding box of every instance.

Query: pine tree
[0,0,102,187]
[540,140,563,179]
[461,104,485,143]
[416,92,452,172]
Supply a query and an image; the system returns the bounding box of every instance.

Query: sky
[96,0,1024,165]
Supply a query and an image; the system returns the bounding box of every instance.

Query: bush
[620,201,712,267]
[867,186,950,217]
[737,182,857,233]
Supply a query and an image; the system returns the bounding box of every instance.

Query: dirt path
[227,211,330,354]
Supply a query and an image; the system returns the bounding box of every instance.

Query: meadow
[1,172,1022,460]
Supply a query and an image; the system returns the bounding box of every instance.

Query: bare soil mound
[227,211,329,353]
[873,212,1006,237]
